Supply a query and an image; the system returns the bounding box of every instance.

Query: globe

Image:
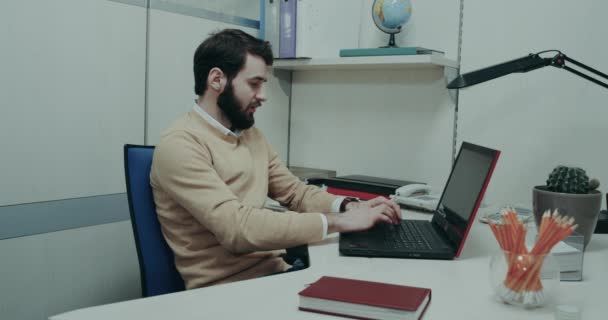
[372,0,412,47]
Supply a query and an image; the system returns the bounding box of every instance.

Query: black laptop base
[339,246,454,260]
[339,220,455,260]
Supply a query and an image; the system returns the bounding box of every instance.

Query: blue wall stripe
[258,0,265,39]
[108,0,147,8]
[108,0,260,29]
[150,0,260,29]
[0,194,130,240]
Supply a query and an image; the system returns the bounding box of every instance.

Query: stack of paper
[527,227,584,281]
[551,240,584,281]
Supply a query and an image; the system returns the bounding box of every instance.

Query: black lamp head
[447,54,552,89]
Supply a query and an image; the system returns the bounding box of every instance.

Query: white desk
[51,209,608,320]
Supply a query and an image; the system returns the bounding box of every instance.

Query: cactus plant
[546,165,600,194]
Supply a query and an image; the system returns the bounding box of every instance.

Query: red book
[298,276,431,320]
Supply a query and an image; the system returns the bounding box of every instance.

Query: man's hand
[345,196,401,224]
[328,197,402,234]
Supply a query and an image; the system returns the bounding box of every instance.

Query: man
[150,29,401,289]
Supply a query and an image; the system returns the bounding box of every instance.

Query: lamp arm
[447,50,608,90]
[551,54,608,90]
[445,54,551,89]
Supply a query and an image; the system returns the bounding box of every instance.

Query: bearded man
[150,29,400,289]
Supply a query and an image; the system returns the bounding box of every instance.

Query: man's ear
[208,67,227,93]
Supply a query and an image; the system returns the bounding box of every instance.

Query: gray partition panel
[150,0,260,28]
[108,0,147,7]
[0,194,130,240]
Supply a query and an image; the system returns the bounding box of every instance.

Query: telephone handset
[395,184,433,197]
[391,184,438,212]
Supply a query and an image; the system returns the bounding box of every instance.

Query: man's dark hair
[193,29,273,96]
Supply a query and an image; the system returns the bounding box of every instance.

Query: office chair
[124,144,185,297]
[124,145,310,294]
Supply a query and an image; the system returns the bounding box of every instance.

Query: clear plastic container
[489,250,560,308]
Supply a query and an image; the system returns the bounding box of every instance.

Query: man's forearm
[326,213,346,234]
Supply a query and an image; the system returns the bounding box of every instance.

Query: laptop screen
[432,142,500,256]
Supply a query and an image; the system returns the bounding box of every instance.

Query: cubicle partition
[0,1,262,319]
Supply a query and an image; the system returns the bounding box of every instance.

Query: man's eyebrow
[248,76,267,82]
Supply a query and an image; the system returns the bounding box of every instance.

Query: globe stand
[380,33,398,48]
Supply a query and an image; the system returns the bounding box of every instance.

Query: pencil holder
[489,250,560,308]
[487,207,576,308]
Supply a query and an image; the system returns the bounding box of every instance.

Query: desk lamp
[446,49,608,235]
[446,50,608,89]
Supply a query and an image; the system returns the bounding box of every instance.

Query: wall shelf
[273,53,458,71]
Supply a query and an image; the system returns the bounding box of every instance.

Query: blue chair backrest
[124,144,185,297]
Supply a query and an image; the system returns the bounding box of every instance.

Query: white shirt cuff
[320,214,329,240]
[331,197,346,213]
[321,197,346,239]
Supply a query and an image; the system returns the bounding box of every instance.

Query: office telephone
[391,184,438,212]
[394,184,432,197]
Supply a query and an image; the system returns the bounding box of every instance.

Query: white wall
[289,68,455,188]
[457,0,608,207]
[0,0,146,206]
[291,0,460,61]
[287,0,461,189]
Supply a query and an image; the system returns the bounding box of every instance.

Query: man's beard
[217,82,255,131]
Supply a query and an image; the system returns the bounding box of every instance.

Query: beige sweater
[150,111,338,289]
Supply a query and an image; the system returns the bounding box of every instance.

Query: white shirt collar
[192,104,242,137]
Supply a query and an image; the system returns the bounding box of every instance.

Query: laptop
[339,142,500,259]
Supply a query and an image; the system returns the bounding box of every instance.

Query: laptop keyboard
[382,221,433,250]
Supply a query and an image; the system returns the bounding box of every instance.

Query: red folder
[308,175,423,200]
[298,276,431,320]
[326,187,389,201]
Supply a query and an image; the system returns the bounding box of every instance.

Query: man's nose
[255,88,267,102]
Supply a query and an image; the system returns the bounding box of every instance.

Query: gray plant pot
[532,185,602,250]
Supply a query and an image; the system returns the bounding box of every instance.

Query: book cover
[279,0,297,58]
[298,276,431,320]
[339,47,444,57]
[263,0,280,57]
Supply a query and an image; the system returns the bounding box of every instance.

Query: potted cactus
[533,165,602,249]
